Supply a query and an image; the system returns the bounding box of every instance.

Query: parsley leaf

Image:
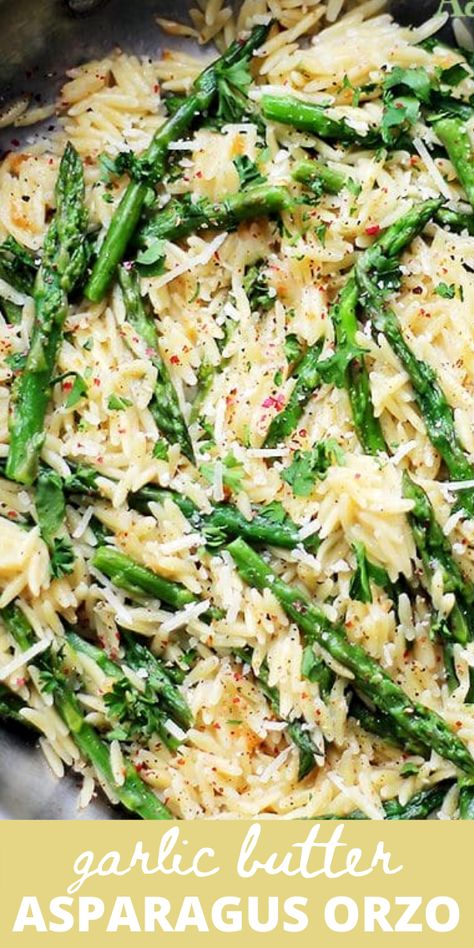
[243,260,275,311]
[381,95,421,146]
[64,465,98,494]
[284,333,304,367]
[400,761,420,777]
[316,223,327,246]
[435,282,456,299]
[50,536,75,579]
[108,394,133,411]
[36,468,66,546]
[214,59,252,124]
[233,155,265,188]
[104,678,181,750]
[153,440,169,461]
[301,645,335,698]
[282,440,345,497]
[36,647,66,694]
[259,500,287,524]
[65,373,88,409]
[135,239,167,276]
[384,66,432,104]
[349,541,391,604]
[200,452,244,494]
[440,63,469,88]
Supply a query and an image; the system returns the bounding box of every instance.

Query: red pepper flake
[170,354,180,365]
[153,83,160,93]
[8,510,18,519]
[365,224,380,236]
[262,393,285,410]
[412,286,423,295]
[10,139,20,148]
[62,380,73,391]
[93,377,101,386]
[298,428,307,437]
[195,170,203,178]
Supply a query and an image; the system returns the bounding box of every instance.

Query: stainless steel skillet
[0,0,470,819]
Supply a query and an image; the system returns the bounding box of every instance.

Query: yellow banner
[0,821,470,946]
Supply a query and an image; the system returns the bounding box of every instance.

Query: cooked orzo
[1,0,474,821]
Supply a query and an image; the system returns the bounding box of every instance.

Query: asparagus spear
[349,694,427,757]
[317,780,453,820]
[2,610,172,817]
[435,206,474,235]
[137,184,291,249]
[0,236,37,294]
[0,684,30,727]
[261,94,379,145]
[85,23,271,302]
[54,682,172,819]
[356,202,474,516]
[263,279,382,451]
[60,460,320,551]
[459,782,474,819]
[266,198,443,451]
[118,266,194,461]
[331,277,386,454]
[92,546,197,610]
[66,630,189,749]
[6,143,88,485]
[1,603,35,651]
[119,632,193,730]
[264,339,324,447]
[433,117,474,208]
[402,473,474,646]
[292,158,347,195]
[235,647,320,780]
[227,538,474,776]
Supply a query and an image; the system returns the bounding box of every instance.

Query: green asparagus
[459,782,474,819]
[60,460,320,551]
[121,632,192,730]
[137,183,291,249]
[227,538,474,775]
[331,277,385,454]
[6,143,88,485]
[85,23,271,302]
[435,206,474,235]
[317,780,453,820]
[55,682,172,818]
[0,236,37,294]
[349,694,427,757]
[0,684,29,727]
[66,630,188,750]
[1,602,35,651]
[264,340,324,447]
[92,546,197,610]
[118,265,194,460]
[292,158,348,195]
[1,610,172,817]
[433,117,474,208]
[261,94,379,145]
[356,201,474,516]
